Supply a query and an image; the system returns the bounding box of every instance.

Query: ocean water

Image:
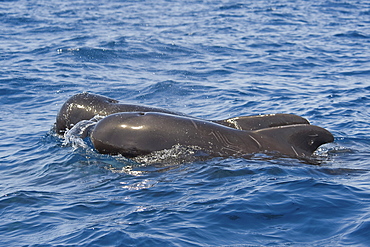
[1,0,370,246]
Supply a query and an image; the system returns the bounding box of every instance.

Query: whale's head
[55,92,117,134]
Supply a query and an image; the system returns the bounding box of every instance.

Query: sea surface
[1,0,370,246]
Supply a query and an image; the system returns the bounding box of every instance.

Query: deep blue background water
[1,0,370,246]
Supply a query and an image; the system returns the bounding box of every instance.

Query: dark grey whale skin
[90,112,333,158]
[56,93,333,158]
[55,93,186,134]
[55,93,310,134]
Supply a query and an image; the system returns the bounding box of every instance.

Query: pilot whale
[90,112,333,158]
[56,93,334,158]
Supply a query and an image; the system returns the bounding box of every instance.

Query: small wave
[219,4,246,11]
[340,69,370,76]
[133,145,206,165]
[63,120,96,150]
[57,47,123,62]
[136,80,197,101]
[334,31,370,39]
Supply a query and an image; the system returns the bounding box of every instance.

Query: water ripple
[1,0,370,246]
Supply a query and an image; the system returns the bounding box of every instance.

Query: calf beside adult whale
[56,93,334,158]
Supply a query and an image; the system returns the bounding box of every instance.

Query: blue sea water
[1,0,370,245]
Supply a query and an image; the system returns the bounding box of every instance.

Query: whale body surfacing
[56,93,334,159]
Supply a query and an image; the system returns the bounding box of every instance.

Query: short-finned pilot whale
[56,93,334,158]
